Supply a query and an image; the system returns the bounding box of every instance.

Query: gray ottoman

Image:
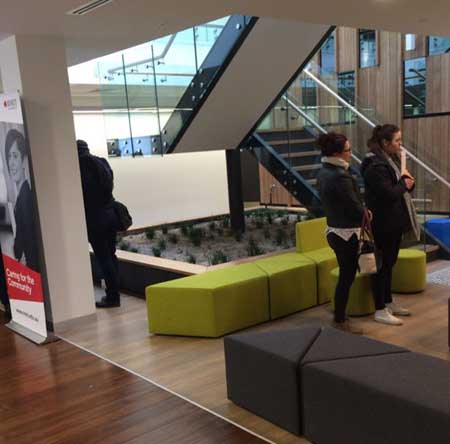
[224,327,321,435]
[224,326,406,436]
[303,352,450,444]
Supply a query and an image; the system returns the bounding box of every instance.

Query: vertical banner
[0,92,48,341]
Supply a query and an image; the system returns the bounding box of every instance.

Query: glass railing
[304,60,450,194]
[250,52,450,240]
[160,15,255,153]
[88,15,254,157]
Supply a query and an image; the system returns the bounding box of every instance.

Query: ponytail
[367,124,400,153]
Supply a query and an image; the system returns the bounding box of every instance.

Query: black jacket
[317,162,365,228]
[78,148,115,232]
[360,151,411,234]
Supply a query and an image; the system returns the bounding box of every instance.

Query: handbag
[357,211,380,274]
[113,200,133,232]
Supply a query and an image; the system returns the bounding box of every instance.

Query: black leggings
[372,229,403,310]
[327,233,359,323]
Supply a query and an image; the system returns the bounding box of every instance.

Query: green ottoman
[295,218,337,304]
[146,263,269,337]
[392,249,426,293]
[255,253,317,319]
[330,268,375,316]
[302,248,337,305]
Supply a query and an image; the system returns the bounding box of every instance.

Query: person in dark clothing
[77,140,120,308]
[360,124,416,326]
[5,129,39,272]
[317,132,368,335]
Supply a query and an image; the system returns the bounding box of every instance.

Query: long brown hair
[367,124,400,156]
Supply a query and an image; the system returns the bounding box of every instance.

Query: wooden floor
[58,261,450,444]
[0,312,266,444]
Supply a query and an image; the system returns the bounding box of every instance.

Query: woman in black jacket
[361,124,416,326]
[317,133,368,334]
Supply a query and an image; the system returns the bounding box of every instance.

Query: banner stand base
[6,320,59,345]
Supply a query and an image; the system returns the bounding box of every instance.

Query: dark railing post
[226,149,245,233]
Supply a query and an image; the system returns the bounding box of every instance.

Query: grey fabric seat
[224,326,406,436]
[303,352,450,444]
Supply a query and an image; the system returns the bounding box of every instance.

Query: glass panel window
[405,34,416,51]
[337,71,355,123]
[320,32,335,73]
[403,58,426,117]
[428,36,450,55]
[359,29,377,68]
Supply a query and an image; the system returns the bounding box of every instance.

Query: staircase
[256,128,321,188]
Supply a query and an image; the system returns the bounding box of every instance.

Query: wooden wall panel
[403,117,450,213]
[426,53,450,114]
[336,27,357,73]
[358,31,402,125]
[259,165,300,206]
[403,35,427,60]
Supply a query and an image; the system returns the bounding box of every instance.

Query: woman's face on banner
[8,142,25,184]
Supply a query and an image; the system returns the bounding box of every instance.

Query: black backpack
[91,155,133,232]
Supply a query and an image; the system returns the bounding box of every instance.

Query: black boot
[3,303,11,322]
[95,296,120,308]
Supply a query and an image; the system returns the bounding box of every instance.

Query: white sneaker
[374,308,403,326]
[386,302,411,316]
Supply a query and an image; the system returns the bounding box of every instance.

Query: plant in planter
[152,247,161,257]
[217,227,224,236]
[281,216,289,226]
[247,237,264,257]
[145,227,155,240]
[181,224,190,236]
[234,230,243,242]
[189,228,203,246]
[255,217,264,229]
[263,228,271,240]
[208,221,217,232]
[266,213,273,225]
[276,228,287,246]
[130,247,139,253]
[168,233,178,244]
[221,217,230,229]
[186,252,196,264]
[162,225,169,235]
[118,240,130,251]
[210,250,227,265]
[158,238,167,251]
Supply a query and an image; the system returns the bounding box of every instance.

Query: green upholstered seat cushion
[392,249,426,293]
[255,254,317,319]
[146,263,270,337]
[150,262,267,290]
[330,268,375,316]
[296,218,328,253]
[302,247,337,304]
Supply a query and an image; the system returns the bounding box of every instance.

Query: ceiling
[1,0,450,66]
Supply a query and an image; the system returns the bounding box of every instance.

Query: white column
[0,35,95,329]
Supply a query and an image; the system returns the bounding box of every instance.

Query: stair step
[270,138,316,146]
[294,164,322,172]
[281,150,320,158]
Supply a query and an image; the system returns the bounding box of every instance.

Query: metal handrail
[304,68,450,190]
[283,93,362,164]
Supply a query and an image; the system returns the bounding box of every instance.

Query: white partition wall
[0,35,96,329]
[73,112,230,228]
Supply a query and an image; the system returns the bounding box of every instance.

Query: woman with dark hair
[317,132,367,334]
[361,124,418,326]
[5,128,38,272]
